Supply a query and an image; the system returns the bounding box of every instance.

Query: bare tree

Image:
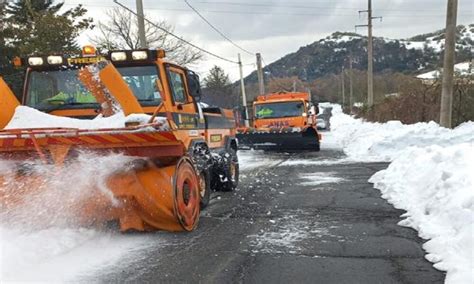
[90,7,203,66]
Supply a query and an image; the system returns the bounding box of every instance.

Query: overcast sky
[67,0,473,81]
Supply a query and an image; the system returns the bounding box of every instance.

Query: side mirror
[186,71,202,101]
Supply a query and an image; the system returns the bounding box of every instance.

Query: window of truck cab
[166,67,188,104]
[116,65,162,106]
[25,65,162,109]
[255,101,305,119]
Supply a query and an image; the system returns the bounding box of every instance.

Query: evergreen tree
[202,66,235,107]
[5,0,63,24]
[1,0,93,97]
[203,66,231,89]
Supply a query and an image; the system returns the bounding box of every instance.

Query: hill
[244,24,473,84]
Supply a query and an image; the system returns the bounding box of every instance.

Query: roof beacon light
[47,56,63,65]
[132,51,148,60]
[111,52,127,61]
[28,57,44,66]
[82,45,97,57]
[12,57,22,67]
[157,49,166,58]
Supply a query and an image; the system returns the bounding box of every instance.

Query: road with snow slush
[83,148,445,283]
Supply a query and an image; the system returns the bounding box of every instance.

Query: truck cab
[253,92,317,128]
[236,91,320,151]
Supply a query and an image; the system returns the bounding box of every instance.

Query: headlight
[131,51,148,60]
[110,52,127,61]
[28,57,44,66]
[47,56,63,65]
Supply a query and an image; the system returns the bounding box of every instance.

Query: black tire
[199,170,211,209]
[220,149,239,192]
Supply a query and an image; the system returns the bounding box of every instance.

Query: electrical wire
[183,0,255,56]
[64,3,464,18]
[113,0,239,64]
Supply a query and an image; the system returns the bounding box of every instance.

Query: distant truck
[317,105,333,131]
[236,92,321,151]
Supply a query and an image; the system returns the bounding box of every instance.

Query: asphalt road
[90,149,445,283]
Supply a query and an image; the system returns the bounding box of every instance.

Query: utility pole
[440,0,458,128]
[349,54,354,114]
[238,53,249,127]
[136,0,147,48]
[292,80,296,92]
[356,0,381,107]
[256,53,265,95]
[341,66,345,110]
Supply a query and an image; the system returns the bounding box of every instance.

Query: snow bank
[370,144,474,283]
[329,105,474,162]
[5,106,169,130]
[326,104,474,281]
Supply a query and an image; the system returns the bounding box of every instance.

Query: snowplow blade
[0,77,20,129]
[237,127,320,151]
[0,127,201,232]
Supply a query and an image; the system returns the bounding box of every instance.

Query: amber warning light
[82,45,97,57]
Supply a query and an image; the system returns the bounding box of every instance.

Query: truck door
[165,65,203,132]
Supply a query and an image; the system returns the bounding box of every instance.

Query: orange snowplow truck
[237,92,321,151]
[0,47,238,232]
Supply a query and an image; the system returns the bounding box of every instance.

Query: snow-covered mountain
[244,24,473,83]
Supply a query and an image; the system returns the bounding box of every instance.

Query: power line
[64,3,466,18]
[113,0,239,64]
[183,0,254,56]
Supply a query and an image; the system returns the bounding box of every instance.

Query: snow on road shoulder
[328,104,474,282]
[370,144,474,284]
[329,104,474,162]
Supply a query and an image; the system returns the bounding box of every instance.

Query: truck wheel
[199,170,211,209]
[174,157,200,231]
[221,150,239,192]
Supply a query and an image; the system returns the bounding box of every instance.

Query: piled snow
[5,106,169,130]
[370,144,474,283]
[329,104,474,162]
[326,104,474,282]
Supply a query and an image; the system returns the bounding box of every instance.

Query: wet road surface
[89,149,445,283]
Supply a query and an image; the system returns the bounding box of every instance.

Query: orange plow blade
[0,127,201,232]
[0,77,20,129]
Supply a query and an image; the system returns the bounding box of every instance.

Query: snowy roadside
[328,104,474,283]
[370,144,474,283]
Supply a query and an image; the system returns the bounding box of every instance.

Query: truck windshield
[255,101,304,119]
[26,65,162,109]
